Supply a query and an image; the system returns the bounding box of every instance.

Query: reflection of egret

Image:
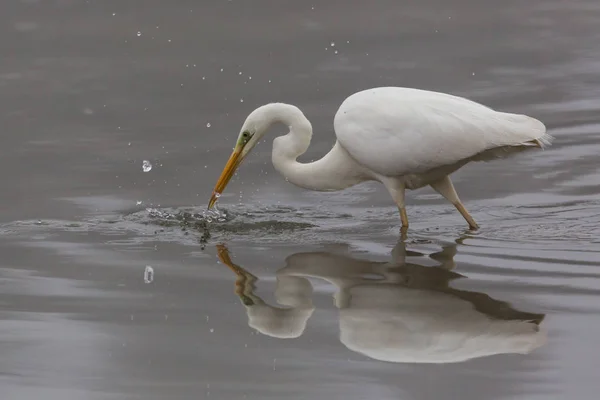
[208,87,552,230]
[217,246,315,339]
[216,239,546,364]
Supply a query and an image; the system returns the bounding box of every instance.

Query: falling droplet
[334,50,338,54]
[142,160,152,172]
[144,266,154,283]
[112,12,116,16]
[240,98,244,102]
[330,41,335,47]
[136,201,142,205]
[137,31,142,37]
[210,328,214,333]
[206,122,211,128]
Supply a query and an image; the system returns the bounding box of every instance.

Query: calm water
[1,1,600,399]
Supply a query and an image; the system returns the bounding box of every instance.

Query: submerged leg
[430,176,479,230]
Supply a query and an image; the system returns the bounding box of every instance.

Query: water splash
[144,266,154,283]
[203,202,227,223]
[142,160,152,172]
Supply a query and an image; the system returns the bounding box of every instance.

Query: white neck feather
[253,103,366,192]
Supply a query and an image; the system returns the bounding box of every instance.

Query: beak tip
[208,147,244,210]
[207,197,216,209]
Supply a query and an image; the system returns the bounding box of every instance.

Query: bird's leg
[400,208,409,229]
[430,176,479,230]
[384,180,409,230]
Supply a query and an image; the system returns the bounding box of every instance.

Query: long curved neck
[260,103,366,192]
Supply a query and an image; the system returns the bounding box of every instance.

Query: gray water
[1,0,600,399]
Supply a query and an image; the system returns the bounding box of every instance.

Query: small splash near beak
[207,191,222,210]
[202,203,227,223]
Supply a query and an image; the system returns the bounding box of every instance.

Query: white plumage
[335,87,549,176]
[208,86,552,230]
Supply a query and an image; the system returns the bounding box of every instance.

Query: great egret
[208,87,552,229]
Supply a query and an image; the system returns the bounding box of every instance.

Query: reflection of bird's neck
[246,275,315,339]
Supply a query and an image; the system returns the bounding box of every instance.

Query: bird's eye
[241,131,252,144]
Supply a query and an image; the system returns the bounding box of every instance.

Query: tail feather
[531,133,554,149]
[471,132,553,162]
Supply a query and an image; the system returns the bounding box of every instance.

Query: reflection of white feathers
[228,240,546,363]
[246,276,315,339]
[339,284,545,363]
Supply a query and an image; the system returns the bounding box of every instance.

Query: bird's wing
[334,87,549,177]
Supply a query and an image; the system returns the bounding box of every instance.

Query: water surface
[1,0,600,399]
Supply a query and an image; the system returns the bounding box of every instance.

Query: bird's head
[207,109,271,209]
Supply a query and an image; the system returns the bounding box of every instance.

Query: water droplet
[220,68,224,72]
[238,71,242,75]
[137,31,142,37]
[215,193,221,198]
[240,98,244,102]
[206,122,211,128]
[334,50,338,54]
[210,328,214,333]
[144,266,154,283]
[136,201,142,205]
[142,160,152,172]
[112,12,116,16]
[330,41,335,47]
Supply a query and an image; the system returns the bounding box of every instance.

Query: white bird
[208,86,552,229]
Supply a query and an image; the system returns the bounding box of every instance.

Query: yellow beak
[208,146,245,209]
